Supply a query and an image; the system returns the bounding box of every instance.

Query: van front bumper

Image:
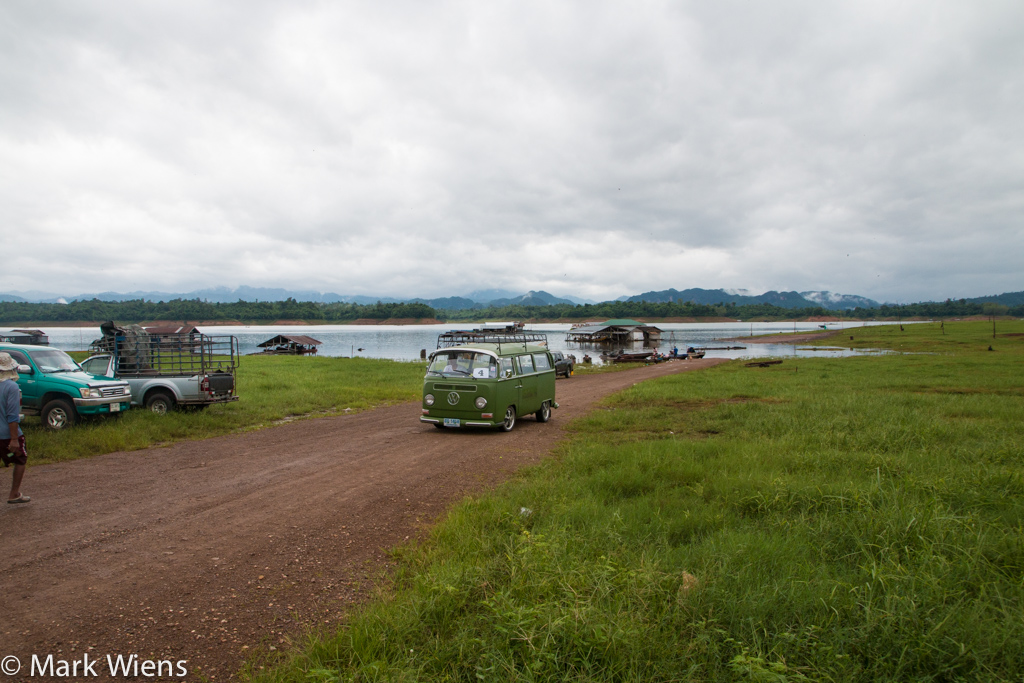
[420,416,496,428]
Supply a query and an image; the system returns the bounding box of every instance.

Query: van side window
[517,355,535,374]
[500,357,515,377]
[533,353,551,371]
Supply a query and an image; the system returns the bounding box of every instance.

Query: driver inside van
[444,353,467,374]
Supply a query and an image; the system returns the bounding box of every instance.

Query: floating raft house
[144,324,200,336]
[0,329,49,345]
[565,319,662,346]
[437,321,547,348]
[256,334,322,355]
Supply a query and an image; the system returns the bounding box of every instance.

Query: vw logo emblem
[447,392,460,405]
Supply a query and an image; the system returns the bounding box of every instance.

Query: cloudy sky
[2,1,1022,303]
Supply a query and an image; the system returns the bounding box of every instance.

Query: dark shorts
[1,435,27,466]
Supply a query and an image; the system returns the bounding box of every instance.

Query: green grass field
[23,355,427,465]
[249,320,1024,682]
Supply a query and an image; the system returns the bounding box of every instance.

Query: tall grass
[251,321,1024,682]
[24,355,426,464]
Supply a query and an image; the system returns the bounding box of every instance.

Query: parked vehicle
[420,342,558,431]
[80,322,239,414]
[0,342,131,430]
[550,351,574,378]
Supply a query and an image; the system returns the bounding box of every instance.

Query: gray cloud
[2,0,1022,302]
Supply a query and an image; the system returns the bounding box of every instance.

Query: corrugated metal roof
[568,324,613,334]
[257,334,323,347]
[144,325,200,335]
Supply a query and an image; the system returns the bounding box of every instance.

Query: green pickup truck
[0,342,132,430]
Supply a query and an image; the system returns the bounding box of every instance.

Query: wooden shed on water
[144,324,200,336]
[0,329,49,345]
[565,319,662,347]
[255,334,322,355]
[436,321,547,348]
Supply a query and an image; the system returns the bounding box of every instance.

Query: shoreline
[3,316,941,328]
[719,330,843,344]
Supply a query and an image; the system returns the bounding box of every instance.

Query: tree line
[1,297,1019,325]
[0,298,436,324]
[436,298,1022,321]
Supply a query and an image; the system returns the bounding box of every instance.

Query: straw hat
[0,352,20,382]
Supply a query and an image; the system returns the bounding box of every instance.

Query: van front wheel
[501,406,516,432]
[536,401,551,423]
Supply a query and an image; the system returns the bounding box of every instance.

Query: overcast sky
[2,1,1022,303]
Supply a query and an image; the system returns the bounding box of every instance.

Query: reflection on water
[38,321,908,365]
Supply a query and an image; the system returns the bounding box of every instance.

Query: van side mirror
[17,364,32,375]
[504,369,514,378]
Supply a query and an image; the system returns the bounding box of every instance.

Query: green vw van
[420,342,558,431]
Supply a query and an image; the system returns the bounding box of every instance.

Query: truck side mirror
[16,364,32,375]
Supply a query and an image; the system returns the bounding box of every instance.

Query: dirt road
[0,359,726,680]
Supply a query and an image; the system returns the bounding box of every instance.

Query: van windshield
[427,351,497,378]
[27,348,82,373]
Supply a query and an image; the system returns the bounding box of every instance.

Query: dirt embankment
[1,358,726,681]
[721,330,845,344]
[524,317,740,324]
[348,318,444,325]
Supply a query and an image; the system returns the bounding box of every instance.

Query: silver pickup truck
[81,322,239,413]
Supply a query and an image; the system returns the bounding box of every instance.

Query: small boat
[686,346,706,359]
[600,349,655,363]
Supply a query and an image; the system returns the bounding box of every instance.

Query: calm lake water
[37,321,905,364]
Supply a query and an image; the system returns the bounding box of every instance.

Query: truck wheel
[500,406,516,432]
[146,391,175,415]
[536,401,551,423]
[42,398,77,430]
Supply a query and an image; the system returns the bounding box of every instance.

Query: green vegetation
[24,355,426,465]
[3,297,1022,325]
[0,298,437,324]
[441,298,1023,322]
[252,321,1024,682]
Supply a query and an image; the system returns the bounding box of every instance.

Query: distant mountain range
[2,286,1022,311]
[0,287,588,309]
[624,288,881,311]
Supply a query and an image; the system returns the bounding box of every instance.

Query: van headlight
[80,387,102,398]
[424,394,435,406]
[475,396,487,409]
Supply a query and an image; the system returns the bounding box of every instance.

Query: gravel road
[0,358,726,680]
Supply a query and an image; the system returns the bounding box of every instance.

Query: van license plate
[443,418,461,427]
[110,403,120,412]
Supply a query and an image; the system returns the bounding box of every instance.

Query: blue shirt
[1,379,23,439]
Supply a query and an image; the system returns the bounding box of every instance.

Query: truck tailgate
[206,372,234,393]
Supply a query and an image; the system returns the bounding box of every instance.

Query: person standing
[0,352,30,504]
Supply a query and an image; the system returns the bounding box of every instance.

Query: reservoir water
[36,321,905,364]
